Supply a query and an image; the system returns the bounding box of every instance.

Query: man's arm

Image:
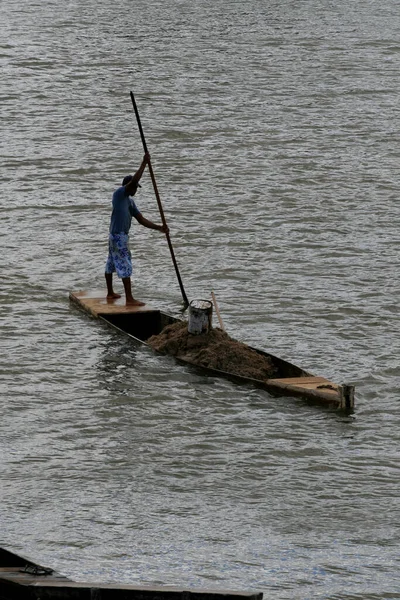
[135,212,169,234]
[125,152,150,194]
[133,152,150,183]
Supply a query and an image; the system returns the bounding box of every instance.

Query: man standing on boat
[105,152,168,306]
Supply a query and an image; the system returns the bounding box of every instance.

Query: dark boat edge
[0,546,263,600]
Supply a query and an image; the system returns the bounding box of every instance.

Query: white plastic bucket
[188,300,213,335]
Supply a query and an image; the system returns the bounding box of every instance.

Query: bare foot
[126,298,146,307]
[107,292,121,300]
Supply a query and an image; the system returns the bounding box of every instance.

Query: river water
[1,1,399,598]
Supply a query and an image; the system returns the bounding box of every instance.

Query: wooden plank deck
[271,376,338,394]
[69,290,157,318]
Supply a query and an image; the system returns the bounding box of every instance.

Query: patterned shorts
[105,233,132,279]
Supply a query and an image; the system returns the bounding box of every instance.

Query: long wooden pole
[130,91,189,308]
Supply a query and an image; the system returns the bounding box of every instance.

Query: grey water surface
[1,1,399,599]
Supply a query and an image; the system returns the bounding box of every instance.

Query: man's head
[122,175,141,195]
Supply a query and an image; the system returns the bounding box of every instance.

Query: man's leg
[105,272,121,299]
[122,277,145,306]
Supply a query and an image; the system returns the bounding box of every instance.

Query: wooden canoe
[0,546,262,600]
[69,291,355,411]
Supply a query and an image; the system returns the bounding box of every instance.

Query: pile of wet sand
[147,320,277,381]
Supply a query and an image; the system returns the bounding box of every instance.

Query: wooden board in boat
[70,289,157,317]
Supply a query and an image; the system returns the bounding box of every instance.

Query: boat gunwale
[0,546,263,599]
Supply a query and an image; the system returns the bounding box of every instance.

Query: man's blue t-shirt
[109,186,141,234]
